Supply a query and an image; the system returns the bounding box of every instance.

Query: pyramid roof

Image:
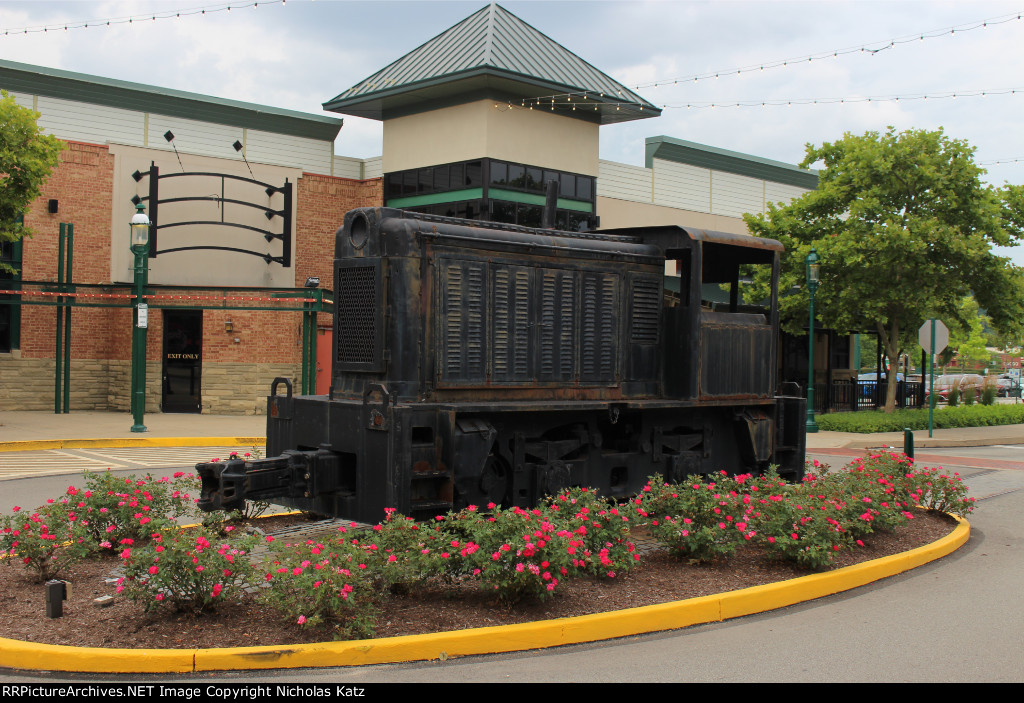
[323,3,658,124]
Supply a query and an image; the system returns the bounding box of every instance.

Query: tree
[745,126,1024,412]
[1,89,64,274]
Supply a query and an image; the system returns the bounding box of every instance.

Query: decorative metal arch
[131,163,293,266]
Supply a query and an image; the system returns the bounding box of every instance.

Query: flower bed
[1,452,972,646]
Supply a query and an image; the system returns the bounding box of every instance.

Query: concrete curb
[0,516,970,674]
[0,437,266,453]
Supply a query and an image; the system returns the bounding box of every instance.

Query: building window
[385,158,597,231]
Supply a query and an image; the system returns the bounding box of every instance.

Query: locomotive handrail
[271,377,292,398]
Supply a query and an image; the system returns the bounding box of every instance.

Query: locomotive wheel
[478,452,512,507]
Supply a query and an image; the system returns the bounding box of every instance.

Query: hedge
[816,403,1024,434]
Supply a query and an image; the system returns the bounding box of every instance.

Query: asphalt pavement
[1,409,1022,681]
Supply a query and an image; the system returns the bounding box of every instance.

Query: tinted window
[526,168,543,192]
[465,161,482,188]
[508,164,525,189]
[559,173,576,199]
[577,176,593,201]
[449,163,464,190]
[519,204,543,228]
[490,161,508,186]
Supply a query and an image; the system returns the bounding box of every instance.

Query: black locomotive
[198,207,806,523]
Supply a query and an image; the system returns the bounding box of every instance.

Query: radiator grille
[336,264,379,366]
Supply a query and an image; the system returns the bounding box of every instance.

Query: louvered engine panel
[492,266,532,382]
[580,272,620,383]
[630,276,661,344]
[440,260,487,382]
[538,268,577,382]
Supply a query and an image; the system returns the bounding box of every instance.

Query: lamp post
[805,247,820,433]
[130,202,150,433]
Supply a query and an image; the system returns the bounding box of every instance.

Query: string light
[630,8,1024,91]
[667,87,1023,110]
[511,9,1024,108]
[1,1,286,36]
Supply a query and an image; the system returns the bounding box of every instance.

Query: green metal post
[63,224,73,413]
[805,248,820,433]
[929,319,936,438]
[55,223,65,414]
[130,204,150,433]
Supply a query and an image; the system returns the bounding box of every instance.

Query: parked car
[927,374,986,403]
[857,372,904,398]
[997,375,1022,398]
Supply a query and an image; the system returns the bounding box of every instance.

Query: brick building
[1,59,381,414]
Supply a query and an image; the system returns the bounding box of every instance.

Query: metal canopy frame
[133,163,294,266]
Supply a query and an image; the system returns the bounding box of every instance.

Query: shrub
[947,387,960,406]
[119,525,257,614]
[543,486,639,579]
[816,403,1024,433]
[632,473,748,563]
[260,533,381,640]
[443,503,575,603]
[74,470,201,550]
[898,467,976,516]
[962,386,976,406]
[981,383,998,406]
[0,499,92,581]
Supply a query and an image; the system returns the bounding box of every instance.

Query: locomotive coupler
[196,447,341,513]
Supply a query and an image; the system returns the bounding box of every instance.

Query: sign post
[918,319,949,438]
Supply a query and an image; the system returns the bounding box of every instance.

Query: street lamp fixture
[805,247,820,433]
[130,202,150,433]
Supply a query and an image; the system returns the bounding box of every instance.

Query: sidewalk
[1,409,1023,451]
[0,410,264,451]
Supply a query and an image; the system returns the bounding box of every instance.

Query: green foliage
[981,383,998,406]
[947,386,961,407]
[816,403,1024,433]
[1,90,64,273]
[744,127,1024,413]
[1,499,92,582]
[632,473,749,563]
[260,534,382,640]
[119,526,258,614]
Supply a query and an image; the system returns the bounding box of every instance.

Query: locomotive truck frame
[198,207,806,523]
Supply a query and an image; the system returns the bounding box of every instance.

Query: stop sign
[919,319,949,354]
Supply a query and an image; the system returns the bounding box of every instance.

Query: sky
[3,0,1024,265]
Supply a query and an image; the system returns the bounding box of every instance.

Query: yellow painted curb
[0,515,970,674]
[0,437,266,452]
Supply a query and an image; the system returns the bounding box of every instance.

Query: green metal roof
[0,59,344,142]
[323,3,659,125]
[646,136,818,189]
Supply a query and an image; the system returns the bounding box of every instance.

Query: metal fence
[815,379,925,415]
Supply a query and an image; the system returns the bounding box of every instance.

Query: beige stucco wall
[383,100,599,175]
[109,143,303,288]
[597,195,751,234]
